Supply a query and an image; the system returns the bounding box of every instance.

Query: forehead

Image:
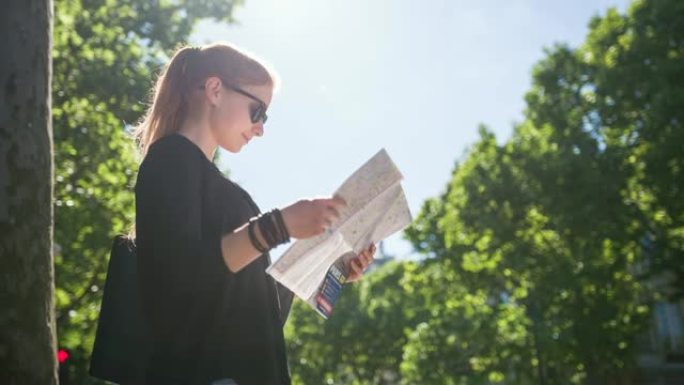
[241,83,273,107]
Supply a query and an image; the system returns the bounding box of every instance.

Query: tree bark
[0,0,57,384]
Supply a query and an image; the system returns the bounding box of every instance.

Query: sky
[191,0,632,261]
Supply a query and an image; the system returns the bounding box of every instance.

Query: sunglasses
[198,78,268,124]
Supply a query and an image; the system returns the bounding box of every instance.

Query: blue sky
[191,0,632,261]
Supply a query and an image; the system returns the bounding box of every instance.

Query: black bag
[89,234,147,383]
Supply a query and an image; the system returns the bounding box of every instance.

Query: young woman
[129,42,377,385]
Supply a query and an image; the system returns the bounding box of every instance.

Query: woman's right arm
[219,196,347,273]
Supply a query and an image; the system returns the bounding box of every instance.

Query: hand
[346,243,377,283]
[280,195,347,239]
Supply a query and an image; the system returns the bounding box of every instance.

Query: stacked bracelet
[248,217,268,253]
[273,209,290,239]
[247,208,291,253]
[265,208,290,246]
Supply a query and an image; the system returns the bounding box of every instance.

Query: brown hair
[126,41,279,240]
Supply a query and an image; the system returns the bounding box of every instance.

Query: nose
[252,124,264,137]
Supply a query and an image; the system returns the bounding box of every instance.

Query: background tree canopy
[52,0,683,383]
[286,1,683,384]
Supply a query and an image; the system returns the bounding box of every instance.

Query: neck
[177,119,217,162]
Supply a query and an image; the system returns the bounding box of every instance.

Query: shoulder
[148,133,203,161]
[140,133,208,173]
[135,133,208,191]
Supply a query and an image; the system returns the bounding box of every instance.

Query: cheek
[209,106,233,134]
[209,105,245,151]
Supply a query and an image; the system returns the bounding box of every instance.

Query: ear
[202,76,223,107]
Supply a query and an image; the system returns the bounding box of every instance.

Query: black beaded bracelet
[247,217,268,253]
[257,209,291,249]
[262,210,286,247]
[273,209,290,240]
[258,212,277,248]
[247,209,292,254]
[269,208,290,245]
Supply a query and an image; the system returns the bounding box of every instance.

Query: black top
[135,132,294,385]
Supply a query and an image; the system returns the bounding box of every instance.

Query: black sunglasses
[198,78,268,124]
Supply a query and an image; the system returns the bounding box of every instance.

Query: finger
[353,257,363,268]
[332,194,347,207]
[363,249,374,262]
[360,254,372,270]
[350,259,363,276]
[326,205,340,220]
[357,252,369,266]
[323,196,347,211]
[357,257,369,271]
[362,253,372,267]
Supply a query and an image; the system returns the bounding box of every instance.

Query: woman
[129,42,376,385]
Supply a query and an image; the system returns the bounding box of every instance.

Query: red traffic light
[58,349,69,364]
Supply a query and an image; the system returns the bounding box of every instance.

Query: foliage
[285,1,683,384]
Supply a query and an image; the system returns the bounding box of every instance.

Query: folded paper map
[266,148,413,318]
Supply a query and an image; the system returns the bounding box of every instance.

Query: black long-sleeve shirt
[135,132,294,385]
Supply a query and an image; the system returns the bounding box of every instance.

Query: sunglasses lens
[251,105,266,123]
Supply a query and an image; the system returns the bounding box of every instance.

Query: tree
[0,0,58,383]
[287,1,684,384]
[402,0,683,383]
[51,0,241,382]
[404,122,649,384]
[576,0,684,299]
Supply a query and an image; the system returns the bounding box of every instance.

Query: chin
[220,141,243,153]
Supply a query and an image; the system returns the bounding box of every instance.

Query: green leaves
[286,1,683,384]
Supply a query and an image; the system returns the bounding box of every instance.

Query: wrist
[247,209,291,253]
[279,207,296,239]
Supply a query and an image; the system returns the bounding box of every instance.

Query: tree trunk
[0,0,57,384]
